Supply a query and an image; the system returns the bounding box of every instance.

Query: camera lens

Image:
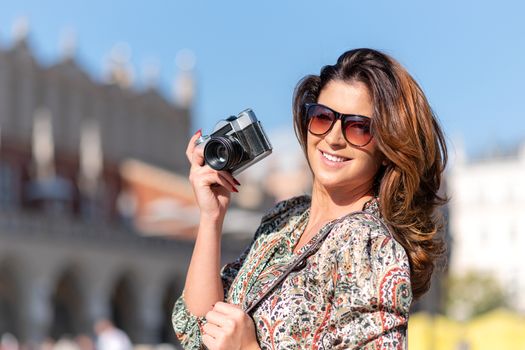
[204,137,244,171]
[216,144,228,163]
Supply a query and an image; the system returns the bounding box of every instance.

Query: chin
[313,174,350,191]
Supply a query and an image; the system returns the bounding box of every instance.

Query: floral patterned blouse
[172,195,412,349]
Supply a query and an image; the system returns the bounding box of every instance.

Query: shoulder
[247,195,310,244]
[331,212,412,306]
[331,210,391,243]
[328,197,390,241]
[261,195,311,222]
[331,212,409,272]
[254,195,310,234]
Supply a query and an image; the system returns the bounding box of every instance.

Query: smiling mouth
[320,150,351,163]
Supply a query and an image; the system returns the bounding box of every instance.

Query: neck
[308,179,374,225]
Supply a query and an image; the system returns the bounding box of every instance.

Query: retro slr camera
[195,109,273,175]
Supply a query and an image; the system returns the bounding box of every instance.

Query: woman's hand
[186,130,240,220]
[202,302,260,350]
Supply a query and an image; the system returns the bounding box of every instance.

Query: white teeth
[321,151,347,162]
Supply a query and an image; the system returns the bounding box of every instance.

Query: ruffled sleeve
[172,291,206,349]
[171,235,262,349]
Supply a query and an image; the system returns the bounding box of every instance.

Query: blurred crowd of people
[0,319,177,350]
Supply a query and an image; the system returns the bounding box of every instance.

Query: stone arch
[0,259,20,338]
[110,272,138,342]
[160,278,183,345]
[49,266,85,340]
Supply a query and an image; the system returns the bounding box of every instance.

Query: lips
[320,150,350,163]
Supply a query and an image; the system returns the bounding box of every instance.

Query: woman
[173,48,447,349]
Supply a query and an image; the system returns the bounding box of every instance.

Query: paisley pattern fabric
[173,195,412,349]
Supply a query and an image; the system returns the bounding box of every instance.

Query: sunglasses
[305,103,373,147]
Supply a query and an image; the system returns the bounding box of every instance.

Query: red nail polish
[195,129,202,136]
[232,187,238,193]
[233,178,241,186]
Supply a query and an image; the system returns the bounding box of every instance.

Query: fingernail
[233,178,241,186]
[232,187,238,193]
[194,129,202,136]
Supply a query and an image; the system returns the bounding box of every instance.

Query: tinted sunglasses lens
[307,105,335,135]
[343,117,371,146]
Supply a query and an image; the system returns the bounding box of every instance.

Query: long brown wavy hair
[293,48,447,300]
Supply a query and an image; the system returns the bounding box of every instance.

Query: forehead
[318,80,373,117]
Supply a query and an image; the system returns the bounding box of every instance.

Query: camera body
[195,109,272,175]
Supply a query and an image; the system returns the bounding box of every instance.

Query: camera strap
[245,210,370,314]
[199,209,385,349]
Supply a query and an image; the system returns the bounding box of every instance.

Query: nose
[323,120,346,147]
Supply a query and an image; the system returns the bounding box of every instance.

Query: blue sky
[1,0,524,157]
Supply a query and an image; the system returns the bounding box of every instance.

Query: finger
[190,144,205,167]
[192,168,239,190]
[202,334,218,350]
[194,170,237,193]
[205,310,232,328]
[217,171,241,188]
[205,310,224,326]
[203,322,223,339]
[212,302,247,325]
[185,130,202,163]
[218,173,239,192]
[213,301,243,316]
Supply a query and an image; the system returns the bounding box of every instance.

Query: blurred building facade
[448,143,525,313]
[0,30,253,348]
[0,23,454,347]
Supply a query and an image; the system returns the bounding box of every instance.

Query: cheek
[362,143,383,173]
[306,134,320,159]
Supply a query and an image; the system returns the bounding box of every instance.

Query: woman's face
[307,79,383,194]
